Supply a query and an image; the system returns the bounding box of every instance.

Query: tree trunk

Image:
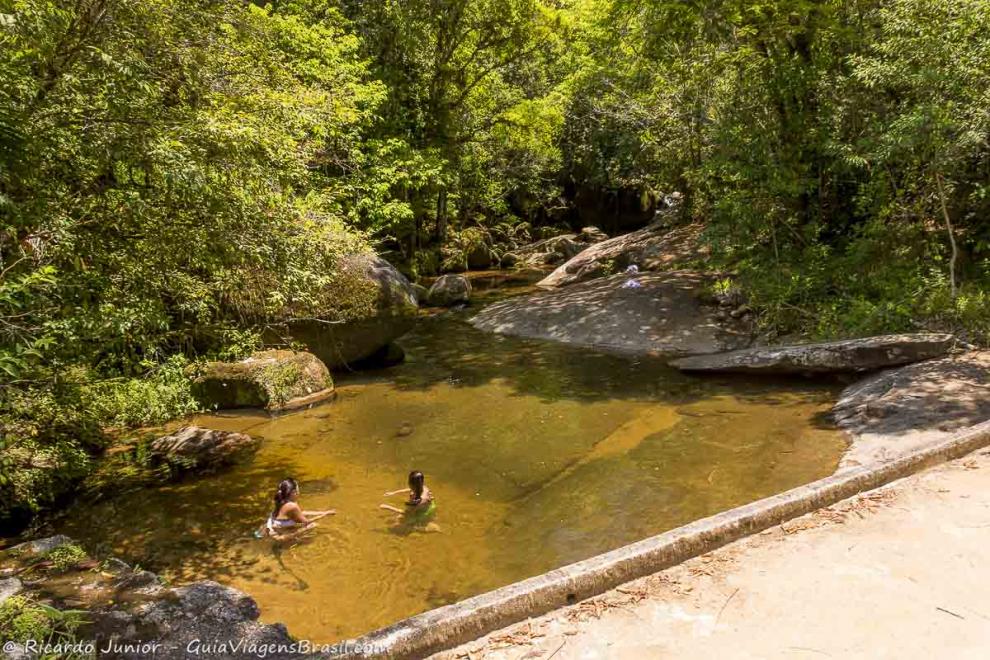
[935,172,959,299]
[436,188,448,244]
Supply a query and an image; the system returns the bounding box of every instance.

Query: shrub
[0,595,90,656]
[83,356,201,429]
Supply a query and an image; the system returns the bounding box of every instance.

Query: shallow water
[55,283,846,642]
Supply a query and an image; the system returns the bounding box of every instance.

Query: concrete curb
[337,419,990,659]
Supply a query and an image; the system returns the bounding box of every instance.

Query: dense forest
[2,0,989,526]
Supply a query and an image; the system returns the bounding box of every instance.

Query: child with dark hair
[255,477,335,540]
[380,470,436,520]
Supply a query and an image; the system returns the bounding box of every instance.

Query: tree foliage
[3,0,990,528]
[564,0,990,338]
[0,0,381,525]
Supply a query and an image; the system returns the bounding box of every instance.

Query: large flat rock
[670,333,955,375]
[833,351,990,467]
[470,270,753,356]
[537,223,705,289]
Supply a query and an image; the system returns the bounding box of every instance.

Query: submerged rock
[471,270,753,356]
[537,223,706,289]
[148,426,260,475]
[833,350,990,468]
[670,333,955,375]
[428,274,472,306]
[267,253,418,369]
[190,350,334,411]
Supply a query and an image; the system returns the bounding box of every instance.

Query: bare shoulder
[279,501,301,515]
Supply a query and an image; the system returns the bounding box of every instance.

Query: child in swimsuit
[256,477,335,540]
[380,470,436,521]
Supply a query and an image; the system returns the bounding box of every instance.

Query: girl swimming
[257,478,335,541]
[380,470,436,520]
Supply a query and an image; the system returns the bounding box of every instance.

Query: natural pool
[54,294,847,643]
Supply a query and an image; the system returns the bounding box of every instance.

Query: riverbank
[438,448,990,659]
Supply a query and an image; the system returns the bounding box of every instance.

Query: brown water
[55,283,846,642]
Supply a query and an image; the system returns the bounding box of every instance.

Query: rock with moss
[411,283,430,304]
[148,426,260,476]
[467,242,497,269]
[6,535,74,559]
[39,544,89,573]
[439,227,498,272]
[502,234,576,268]
[189,350,334,411]
[267,253,418,370]
[427,274,472,306]
[1,537,298,660]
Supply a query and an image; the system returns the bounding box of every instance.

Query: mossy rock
[265,254,418,370]
[412,250,441,277]
[467,243,496,269]
[411,283,429,305]
[189,350,334,411]
[5,535,75,560]
[427,274,472,306]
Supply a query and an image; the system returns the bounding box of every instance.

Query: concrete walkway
[438,450,990,659]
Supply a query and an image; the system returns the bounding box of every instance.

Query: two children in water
[258,471,435,541]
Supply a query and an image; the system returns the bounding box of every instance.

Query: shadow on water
[51,460,308,582]
[355,311,844,413]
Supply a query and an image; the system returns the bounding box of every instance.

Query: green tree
[0,0,382,527]
[341,0,569,256]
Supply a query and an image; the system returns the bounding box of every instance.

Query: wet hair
[407,471,425,503]
[272,478,298,518]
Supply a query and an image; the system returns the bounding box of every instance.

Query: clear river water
[54,273,847,642]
